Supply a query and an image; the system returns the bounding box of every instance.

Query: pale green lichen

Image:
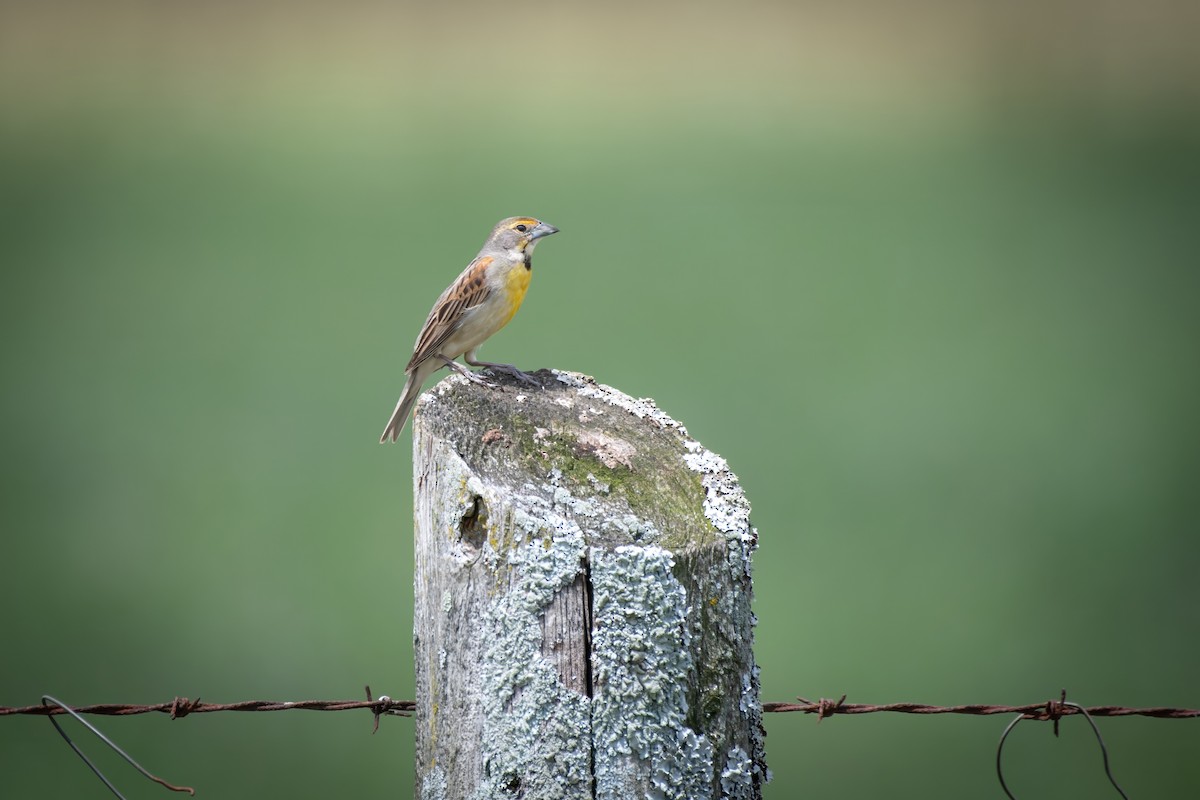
[720,747,755,800]
[471,519,592,800]
[590,545,715,800]
[419,766,446,800]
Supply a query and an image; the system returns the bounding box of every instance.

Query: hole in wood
[459,494,487,549]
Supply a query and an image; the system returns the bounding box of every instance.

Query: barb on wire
[997,690,1129,800]
[364,685,397,734]
[41,695,194,799]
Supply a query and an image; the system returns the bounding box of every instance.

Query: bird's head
[486,217,559,255]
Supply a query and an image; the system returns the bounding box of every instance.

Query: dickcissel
[379,216,559,443]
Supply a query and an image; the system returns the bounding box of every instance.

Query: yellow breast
[500,262,532,327]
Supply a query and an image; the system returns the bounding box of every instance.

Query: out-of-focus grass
[2,2,1198,797]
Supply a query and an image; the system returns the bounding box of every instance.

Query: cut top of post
[413,369,756,560]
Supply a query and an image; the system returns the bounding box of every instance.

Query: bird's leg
[438,355,496,388]
[464,350,540,386]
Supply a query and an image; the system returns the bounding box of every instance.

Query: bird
[379,216,559,443]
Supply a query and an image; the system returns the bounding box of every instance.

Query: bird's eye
[515,224,528,232]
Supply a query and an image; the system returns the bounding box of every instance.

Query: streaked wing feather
[406,256,493,372]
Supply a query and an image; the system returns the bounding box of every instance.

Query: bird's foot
[474,362,540,386]
[441,357,498,388]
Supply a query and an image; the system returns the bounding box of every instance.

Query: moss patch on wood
[418,369,714,552]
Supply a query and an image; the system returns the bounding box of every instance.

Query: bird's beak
[530,221,559,240]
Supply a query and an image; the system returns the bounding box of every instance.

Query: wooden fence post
[412,370,766,800]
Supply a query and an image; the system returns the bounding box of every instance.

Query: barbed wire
[995,693,1130,800]
[41,695,196,798]
[5,693,1195,723]
[762,695,1200,722]
[2,693,414,725]
[6,688,1196,799]
[7,687,410,799]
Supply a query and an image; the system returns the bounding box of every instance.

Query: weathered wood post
[412,370,766,800]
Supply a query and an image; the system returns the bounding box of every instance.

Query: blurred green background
[2,1,1198,797]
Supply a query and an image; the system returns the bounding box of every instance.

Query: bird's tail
[379,375,421,443]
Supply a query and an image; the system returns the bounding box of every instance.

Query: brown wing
[405,256,493,372]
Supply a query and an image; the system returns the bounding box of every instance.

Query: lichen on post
[412,369,766,800]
